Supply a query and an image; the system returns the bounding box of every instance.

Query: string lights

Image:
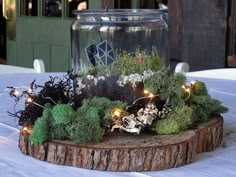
[126,89,158,111]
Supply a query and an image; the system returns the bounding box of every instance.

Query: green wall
[14,17,72,71]
[7,0,104,72]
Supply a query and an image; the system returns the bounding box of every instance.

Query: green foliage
[189,95,228,123]
[29,107,52,144]
[153,105,193,134]
[191,81,208,95]
[80,96,127,127]
[175,72,186,86]
[144,68,184,106]
[110,47,163,75]
[77,47,163,77]
[52,104,75,124]
[50,122,68,140]
[66,107,103,144]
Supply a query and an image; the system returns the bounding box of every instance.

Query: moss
[78,47,163,77]
[66,107,103,144]
[29,107,52,144]
[111,47,163,75]
[189,95,228,123]
[51,104,75,124]
[154,105,193,135]
[191,81,208,95]
[144,68,184,106]
[80,97,127,129]
[50,122,68,140]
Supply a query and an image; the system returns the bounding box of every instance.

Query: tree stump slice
[18,116,223,172]
[195,116,223,153]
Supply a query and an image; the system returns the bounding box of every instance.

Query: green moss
[191,81,208,95]
[50,122,68,140]
[80,97,127,128]
[175,72,186,86]
[29,107,52,144]
[189,95,228,123]
[111,47,163,75]
[52,104,75,124]
[154,105,193,135]
[144,68,184,106]
[66,107,103,144]
[78,47,163,77]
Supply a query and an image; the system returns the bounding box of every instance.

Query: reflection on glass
[67,0,87,18]
[21,0,37,16]
[44,0,62,17]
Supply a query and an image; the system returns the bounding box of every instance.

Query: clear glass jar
[71,9,168,73]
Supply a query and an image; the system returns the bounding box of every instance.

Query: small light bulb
[144,90,149,94]
[23,127,28,131]
[191,81,196,85]
[28,88,33,93]
[185,88,190,93]
[182,85,186,89]
[14,90,20,96]
[113,109,121,117]
[149,93,154,98]
[27,98,33,103]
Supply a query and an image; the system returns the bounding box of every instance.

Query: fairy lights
[112,108,123,120]
[26,97,45,109]
[126,89,158,111]
[182,80,196,101]
[22,126,32,134]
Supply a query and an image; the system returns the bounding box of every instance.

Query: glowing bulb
[191,81,196,85]
[28,88,33,93]
[113,109,121,117]
[27,98,33,103]
[144,90,149,94]
[182,85,186,89]
[185,88,190,93]
[14,90,20,96]
[23,127,28,131]
[149,93,154,98]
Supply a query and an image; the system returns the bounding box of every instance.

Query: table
[0,71,236,177]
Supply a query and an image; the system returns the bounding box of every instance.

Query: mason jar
[71,9,169,73]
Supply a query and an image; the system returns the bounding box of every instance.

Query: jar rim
[73,9,164,17]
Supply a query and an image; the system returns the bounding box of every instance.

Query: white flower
[98,76,105,80]
[87,75,94,80]
[142,69,154,80]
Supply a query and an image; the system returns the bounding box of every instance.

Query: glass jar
[71,9,168,73]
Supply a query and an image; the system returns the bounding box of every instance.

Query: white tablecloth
[0,71,236,177]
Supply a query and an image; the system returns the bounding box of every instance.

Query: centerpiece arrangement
[9,48,228,171]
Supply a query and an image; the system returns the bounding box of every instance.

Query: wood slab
[19,117,223,171]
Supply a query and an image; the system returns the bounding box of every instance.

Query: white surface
[0,59,45,74]
[0,71,236,177]
[186,68,236,80]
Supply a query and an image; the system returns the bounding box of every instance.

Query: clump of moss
[144,68,185,106]
[50,122,68,140]
[191,81,208,95]
[29,107,52,144]
[52,104,75,124]
[190,95,228,123]
[66,107,103,144]
[111,47,163,75]
[78,47,163,77]
[80,96,127,129]
[153,105,193,135]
